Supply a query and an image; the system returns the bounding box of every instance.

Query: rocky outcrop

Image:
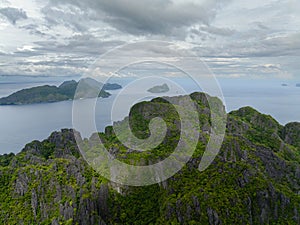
[1,93,300,224]
[281,122,300,148]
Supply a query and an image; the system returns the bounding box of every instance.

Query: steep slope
[281,122,300,148]
[1,92,300,225]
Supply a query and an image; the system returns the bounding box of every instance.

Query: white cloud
[0,7,27,24]
[0,0,299,79]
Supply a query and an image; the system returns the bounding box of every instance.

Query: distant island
[0,78,122,105]
[102,83,122,90]
[296,83,300,87]
[147,83,170,93]
[281,83,288,87]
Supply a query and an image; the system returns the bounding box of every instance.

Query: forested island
[147,83,170,93]
[0,78,122,105]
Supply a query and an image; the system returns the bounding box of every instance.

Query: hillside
[1,92,300,224]
[0,78,122,105]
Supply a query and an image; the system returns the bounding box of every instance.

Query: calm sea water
[0,76,299,154]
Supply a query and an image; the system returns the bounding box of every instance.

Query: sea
[0,75,299,154]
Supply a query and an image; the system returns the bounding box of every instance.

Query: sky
[0,0,300,79]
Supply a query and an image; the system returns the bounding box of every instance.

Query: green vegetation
[1,92,300,224]
[0,78,122,105]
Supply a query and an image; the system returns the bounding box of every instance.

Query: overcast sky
[0,0,300,79]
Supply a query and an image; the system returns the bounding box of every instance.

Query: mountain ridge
[1,92,300,224]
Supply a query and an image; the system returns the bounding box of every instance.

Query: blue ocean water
[0,76,299,154]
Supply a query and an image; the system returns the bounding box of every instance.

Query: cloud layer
[0,0,299,79]
[0,7,27,24]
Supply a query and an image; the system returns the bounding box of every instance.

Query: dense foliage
[1,92,300,224]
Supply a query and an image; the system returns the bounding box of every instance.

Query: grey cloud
[254,22,270,30]
[200,26,235,36]
[0,54,88,76]
[45,0,229,38]
[260,33,300,57]
[1,0,299,79]
[0,32,126,76]
[33,36,124,56]
[0,7,27,24]
[230,34,300,58]
[98,0,214,35]
[41,5,88,32]
[189,25,235,41]
[193,31,300,60]
[20,24,48,37]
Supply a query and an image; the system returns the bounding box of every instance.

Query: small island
[103,83,122,90]
[296,83,300,87]
[281,84,288,87]
[0,78,122,105]
[147,83,170,94]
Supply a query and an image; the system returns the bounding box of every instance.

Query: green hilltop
[1,92,300,224]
